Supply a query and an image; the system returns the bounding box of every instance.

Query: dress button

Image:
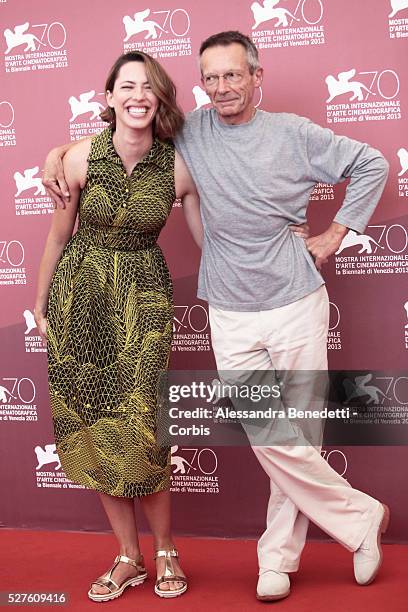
[123,203,127,208]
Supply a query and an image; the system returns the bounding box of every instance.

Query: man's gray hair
[199,31,260,74]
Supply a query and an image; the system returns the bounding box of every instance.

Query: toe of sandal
[154,549,188,599]
[88,554,147,602]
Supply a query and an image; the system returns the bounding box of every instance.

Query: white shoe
[353,503,390,585]
[256,570,290,601]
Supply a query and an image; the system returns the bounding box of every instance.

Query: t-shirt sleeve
[304,120,389,233]
[174,111,197,157]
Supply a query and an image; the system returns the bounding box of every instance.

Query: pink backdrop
[0,0,407,542]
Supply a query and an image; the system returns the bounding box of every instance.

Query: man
[44,32,389,602]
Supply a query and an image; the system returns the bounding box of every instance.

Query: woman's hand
[34,311,48,345]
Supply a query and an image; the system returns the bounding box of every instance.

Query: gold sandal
[88,554,147,602]
[154,549,188,598]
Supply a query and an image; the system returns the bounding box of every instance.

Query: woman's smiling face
[106,61,159,131]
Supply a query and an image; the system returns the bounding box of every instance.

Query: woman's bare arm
[175,151,203,249]
[34,139,90,339]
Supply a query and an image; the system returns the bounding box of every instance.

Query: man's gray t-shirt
[175,109,389,311]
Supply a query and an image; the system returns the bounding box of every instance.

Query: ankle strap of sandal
[154,549,178,560]
[115,554,145,569]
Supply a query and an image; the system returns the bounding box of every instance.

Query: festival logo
[0,239,27,286]
[397,148,408,198]
[172,304,211,352]
[13,166,54,217]
[342,372,408,428]
[326,70,376,103]
[0,100,16,147]
[35,444,61,470]
[34,443,86,490]
[390,0,408,16]
[122,7,192,59]
[398,148,408,175]
[251,0,300,28]
[23,309,46,354]
[170,445,220,494]
[250,0,326,50]
[15,166,44,197]
[334,224,408,276]
[388,0,408,38]
[344,373,390,405]
[0,376,37,422]
[328,301,342,351]
[123,9,168,40]
[4,23,43,54]
[68,90,106,141]
[404,300,408,349]
[23,309,36,335]
[69,91,104,122]
[4,21,68,73]
[325,67,402,124]
[336,230,383,256]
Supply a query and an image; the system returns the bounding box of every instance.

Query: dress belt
[77,225,158,251]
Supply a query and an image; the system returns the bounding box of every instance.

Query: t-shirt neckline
[213,107,262,130]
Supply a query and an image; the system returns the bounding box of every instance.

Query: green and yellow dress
[46,128,174,497]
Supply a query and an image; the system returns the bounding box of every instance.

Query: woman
[35,51,202,602]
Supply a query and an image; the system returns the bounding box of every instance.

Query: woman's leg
[140,489,186,592]
[91,493,142,595]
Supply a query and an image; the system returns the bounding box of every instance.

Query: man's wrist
[49,143,72,160]
[328,222,348,239]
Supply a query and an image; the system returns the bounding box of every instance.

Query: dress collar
[88,127,171,170]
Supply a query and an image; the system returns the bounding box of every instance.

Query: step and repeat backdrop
[0,0,407,540]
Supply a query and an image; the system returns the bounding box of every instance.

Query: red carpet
[0,530,406,611]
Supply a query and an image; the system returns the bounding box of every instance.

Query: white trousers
[209,285,380,573]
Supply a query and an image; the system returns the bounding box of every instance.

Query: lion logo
[397,148,408,176]
[326,69,375,103]
[14,167,45,197]
[251,0,299,29]
[389,0,408,18]
[35,444,61,471]
[68,91,104,122]
[123,9,167,41]
[335,230,383,255]
[4,23,45,54]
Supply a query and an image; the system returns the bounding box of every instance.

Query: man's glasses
[202,71,245,88]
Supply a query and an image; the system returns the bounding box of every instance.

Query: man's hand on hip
[305,222,348,270]
[289,223,310,239]
[42,144,73,209]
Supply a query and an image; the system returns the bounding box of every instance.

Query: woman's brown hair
[100,51,184,140]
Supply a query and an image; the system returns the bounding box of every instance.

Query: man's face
[200,43,263,125]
